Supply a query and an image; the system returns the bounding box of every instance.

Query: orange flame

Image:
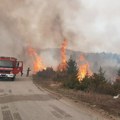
[57,39,67,71]
[28,47,46,73]
[78,55,92,80]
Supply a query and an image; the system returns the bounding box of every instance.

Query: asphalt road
[0,76,115,120]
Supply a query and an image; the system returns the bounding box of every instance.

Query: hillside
[40,48,120,81]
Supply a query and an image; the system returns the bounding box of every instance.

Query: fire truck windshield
[0,60,13,68]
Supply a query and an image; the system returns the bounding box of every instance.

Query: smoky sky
[0,0,120,58]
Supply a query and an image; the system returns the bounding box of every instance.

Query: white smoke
[0,0,120,71]
[1,0,120,52]
[76,0,120,53]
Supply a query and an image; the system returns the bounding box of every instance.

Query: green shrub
[63,57,80,89]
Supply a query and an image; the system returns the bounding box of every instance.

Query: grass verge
[33,77,120,119]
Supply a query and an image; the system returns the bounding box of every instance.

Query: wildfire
[78,55,92,81]
[57,39,67,71]
[28,47,46,73]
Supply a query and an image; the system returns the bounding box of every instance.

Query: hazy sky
[77,0,120,53]
[0,0,120,56]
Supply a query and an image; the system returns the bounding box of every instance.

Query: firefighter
[21,71,23,76]
[26,67,31,77]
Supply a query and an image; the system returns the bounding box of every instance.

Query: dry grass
[33,78,120,118]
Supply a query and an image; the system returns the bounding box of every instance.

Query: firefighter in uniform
[26,67,31,77]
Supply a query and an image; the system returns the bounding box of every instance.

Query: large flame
[78,55,92,81]
[57,39,67,71]
[28,47,46,73]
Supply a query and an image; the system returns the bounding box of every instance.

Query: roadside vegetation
[34,57,120,96]
[33,57,120,117]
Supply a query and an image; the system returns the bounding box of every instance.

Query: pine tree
[113,68,120,94]
[92,67,106,92]
[117,68,120,77]
[67,57,78,74]
[64,57,80,89]
[98,67,106,83]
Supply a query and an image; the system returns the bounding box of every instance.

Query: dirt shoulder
[33,79,120,120]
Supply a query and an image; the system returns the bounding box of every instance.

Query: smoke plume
[0,0,120,74]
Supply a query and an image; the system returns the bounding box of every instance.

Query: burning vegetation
[33,53,120,118]
[78,55,92,81]
[29,40,119,97]
[57,39,67,71]
[28,47,46,73]
[27,39,94,82]
[28,40,93,81]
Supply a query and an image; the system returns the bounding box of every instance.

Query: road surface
[0,76,116,120]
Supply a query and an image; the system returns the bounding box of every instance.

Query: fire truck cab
[0,57,23,81]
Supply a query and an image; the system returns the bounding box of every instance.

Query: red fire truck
[0,57,23,81]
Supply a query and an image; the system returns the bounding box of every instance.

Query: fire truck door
[17,61,23,72]
[13,61,23,74]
